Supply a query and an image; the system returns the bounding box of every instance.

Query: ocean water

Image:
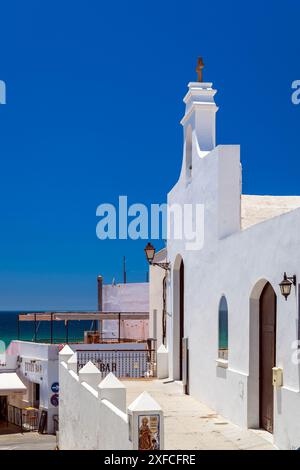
[0,311,228,351]
[0,311,96,349]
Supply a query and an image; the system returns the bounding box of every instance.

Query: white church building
[153,67,300,450]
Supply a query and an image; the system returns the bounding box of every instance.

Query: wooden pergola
[17,311,149,344]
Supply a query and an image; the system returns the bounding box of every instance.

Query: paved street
[0,431,56,450]
[123,379,276,450]
[0,380,276,450]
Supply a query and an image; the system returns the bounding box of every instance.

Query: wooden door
[0,396,8,422]
[259,283,276,433]
[179,261,184,381]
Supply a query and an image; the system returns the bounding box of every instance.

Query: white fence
[59,345,163,450]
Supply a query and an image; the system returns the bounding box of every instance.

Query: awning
[0,373,27,394]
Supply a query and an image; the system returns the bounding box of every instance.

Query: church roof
[241,195,300,230]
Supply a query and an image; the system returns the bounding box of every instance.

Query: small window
[218,296,228,360]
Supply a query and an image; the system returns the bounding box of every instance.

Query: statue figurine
[139,417,153,450]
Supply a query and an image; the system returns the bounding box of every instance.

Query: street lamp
[144,243,156,264]
[279,272,296,301]
[144,242,170,271]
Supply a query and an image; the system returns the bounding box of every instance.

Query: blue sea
[0,311,96,349]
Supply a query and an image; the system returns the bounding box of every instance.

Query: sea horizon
[0,310,98,348]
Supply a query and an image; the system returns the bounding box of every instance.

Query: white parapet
[128,391,164,450]
[157,344,169,379]
[59,357,164,450]
[59,344,74,363]
[98,372,126,413]
[78,361,102,389]
[67,352,78,373]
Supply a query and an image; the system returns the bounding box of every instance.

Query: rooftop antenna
[97,275,103,312]
[123,256,127,284]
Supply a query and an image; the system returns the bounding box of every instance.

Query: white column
[59,344,74,363]
[78,361,102,389]
[128,391,164,450]
[98,372,126,412]
[157,344,169,379]
[67,352,78,373]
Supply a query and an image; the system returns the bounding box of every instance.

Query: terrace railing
[7,405,38,432]
[17,311,149,345]
[77,348,157,379]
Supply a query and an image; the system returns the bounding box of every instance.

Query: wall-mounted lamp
[279,272,297,301]
[144,243,170,271]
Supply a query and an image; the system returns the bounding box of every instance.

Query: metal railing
[84,334,148,344]
[77,348,157,379]
[17,311,149,344]
[53,414,59,433]
[7,405,38,432]
[32,337,85,344]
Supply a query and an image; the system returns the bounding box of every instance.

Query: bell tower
[180,58,218,152]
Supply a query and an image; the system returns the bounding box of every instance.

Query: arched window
[218,296,228,360]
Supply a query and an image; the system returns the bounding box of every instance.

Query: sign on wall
[24,361,42,373]
[138,414,160,450]
[22,360,44,383]
[77,350,149,379]
[51,382,59,393]
[50,394,59,407]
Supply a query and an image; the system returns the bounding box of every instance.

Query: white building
[101,281,149,340]
[0,341,59,434]
[0,280,150,436]
[154,75,300,449]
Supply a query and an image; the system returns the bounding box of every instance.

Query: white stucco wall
[59,360,132,450]
[59,353,164,450]
[165,81,300,449]
[102,283,149,340]
[103,283,149,312]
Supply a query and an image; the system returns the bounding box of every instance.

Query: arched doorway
[259,282,276,433]
[172,255,185,381]
[248,279,277,431]
[179,260,184,380]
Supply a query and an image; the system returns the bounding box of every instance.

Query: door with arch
[172,255,187,388]
[259,282,276,433]
[179,260,184,381]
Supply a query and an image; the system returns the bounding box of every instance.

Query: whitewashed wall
[102,283,149,340]
[59,361,131,450]
[103,283,149,312]
[167,204,300,449]
[165,81,300,449]
[59,345,164,451]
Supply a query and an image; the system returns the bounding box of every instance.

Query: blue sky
[0,1,299,310]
